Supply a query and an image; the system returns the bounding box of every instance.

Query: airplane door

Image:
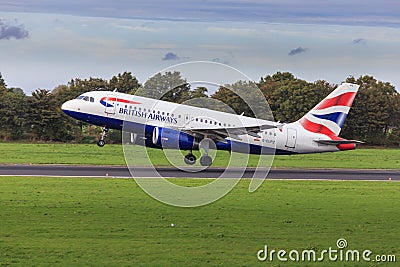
[105,94,117,114]
[285,128,297,148]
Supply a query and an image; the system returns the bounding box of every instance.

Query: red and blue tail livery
[299,83,362,150]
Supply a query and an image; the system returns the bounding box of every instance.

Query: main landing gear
[97,127,109,147]
[184,151,196,165]
[183,139,214,166]
[199,138,213,166]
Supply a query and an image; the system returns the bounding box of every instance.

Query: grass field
[0,177,399,266]
[1,143,400,169]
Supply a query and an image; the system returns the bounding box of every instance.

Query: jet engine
[152,127,197,150]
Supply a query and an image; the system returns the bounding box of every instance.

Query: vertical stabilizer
[299,83,359,137]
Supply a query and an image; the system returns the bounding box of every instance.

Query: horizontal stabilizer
[313,139,364,145]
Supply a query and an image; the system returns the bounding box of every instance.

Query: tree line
[0,71,399,146]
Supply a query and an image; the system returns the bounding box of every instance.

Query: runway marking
[1,174,398,182]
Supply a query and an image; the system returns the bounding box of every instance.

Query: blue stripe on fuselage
[62,110,296,155]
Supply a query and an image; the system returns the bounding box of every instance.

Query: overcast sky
[0,0,399,94]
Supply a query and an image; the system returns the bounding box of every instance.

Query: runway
[0,164,399,180]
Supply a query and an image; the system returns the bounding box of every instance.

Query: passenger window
[90,97,94,102]
[83,96,89,101]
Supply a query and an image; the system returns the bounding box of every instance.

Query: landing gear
[199,155,212,166]
[199,138,213,166]
[97,140,105,147]
[184,152,196,165]
[97,127,109,147]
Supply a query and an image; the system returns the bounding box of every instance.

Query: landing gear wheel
[97,140,105,147]
[97,127,109,147]
[184,153,197,165]
[200,155,213,166]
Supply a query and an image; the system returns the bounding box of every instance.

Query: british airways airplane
[61,83,362,166]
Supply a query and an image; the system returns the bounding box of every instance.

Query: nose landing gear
[97,127,109,147]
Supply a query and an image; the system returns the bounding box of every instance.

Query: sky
[0,0,399,94]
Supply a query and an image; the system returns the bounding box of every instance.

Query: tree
[258,73,332,122]
[0,88,27,140]
[188,86,208,99]
[0,72,6,89]
[139,71,191,103]
[212,80,273,119]
[342,75,399,145]
[109,72,141,94]
[28,89,70,141]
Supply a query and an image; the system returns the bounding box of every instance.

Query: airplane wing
[177,122,278,143]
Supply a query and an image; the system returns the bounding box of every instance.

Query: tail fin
[299,83,359,137]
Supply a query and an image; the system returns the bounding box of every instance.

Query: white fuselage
[61,91,346,155]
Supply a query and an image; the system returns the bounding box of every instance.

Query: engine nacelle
[152,127,196,150]
[130,132,147,146]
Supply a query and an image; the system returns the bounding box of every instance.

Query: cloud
[288,47,308,56]
[352,38,367,45]
[111,22,164,32]
[1,1,400,27]
[162,52,180,61]
[0,20,29,40]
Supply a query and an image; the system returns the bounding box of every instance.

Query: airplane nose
[61,100,75,113]
[61,101,70,111]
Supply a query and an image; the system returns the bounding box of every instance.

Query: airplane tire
[200,155,213,166]
[97,140,105,147]
[184,154,196,165]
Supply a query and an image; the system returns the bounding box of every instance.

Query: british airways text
[118,108,178,124]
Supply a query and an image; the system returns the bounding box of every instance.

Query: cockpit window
[76,95,93,102]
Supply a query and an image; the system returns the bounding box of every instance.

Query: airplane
[61,82,362,166]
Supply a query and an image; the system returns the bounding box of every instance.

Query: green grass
[1,142,399,169]
[0,177,399,266]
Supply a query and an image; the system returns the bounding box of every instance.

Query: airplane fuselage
[61,89,357,156]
